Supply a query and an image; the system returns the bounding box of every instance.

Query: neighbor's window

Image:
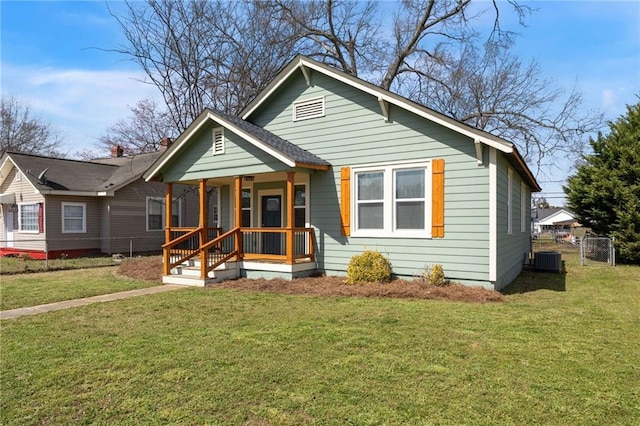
[18,203,39,232]
[62,202,86,233]
[353,161,432,237]
[147,197,181,231]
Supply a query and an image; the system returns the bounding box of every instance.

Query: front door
[261,195,282,255]
[5,210,14,248]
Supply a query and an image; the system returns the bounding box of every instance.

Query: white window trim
[294,183,308,228]
[146,197,182,232]
[61,202,86,234]
[351,159,432,239]
[18,202,39,234]
[292,96,325,121]
[507,167,513,235]
[242,185,253,228]
[212,127,225,156]
[521,181,527,233]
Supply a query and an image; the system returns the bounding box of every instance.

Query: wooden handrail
[163,226,316,278]
[203,227,240,274]
[162,227,202,249]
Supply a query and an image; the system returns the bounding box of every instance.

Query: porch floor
[164,255,316,287]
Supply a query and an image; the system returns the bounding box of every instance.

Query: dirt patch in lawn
[116,256,164,282]
[117,256,504,303]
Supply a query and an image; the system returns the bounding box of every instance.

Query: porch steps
[163,258,238,287]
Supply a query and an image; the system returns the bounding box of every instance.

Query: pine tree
[565,100,640,264]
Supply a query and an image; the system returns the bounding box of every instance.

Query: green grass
[0,255,116,275]
[0,267,158,311]
[1,250,639,425]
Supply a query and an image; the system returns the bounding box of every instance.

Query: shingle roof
[210,109,331,167]
[4,151,162,194]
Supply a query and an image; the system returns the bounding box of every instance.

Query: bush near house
[346,250,392,284]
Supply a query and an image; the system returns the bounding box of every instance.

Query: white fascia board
[241,58,304,119]
[40,190,103,197]
[208,111,296,168]
[243,57,513,154]
[6,159,41,195]
[489,147,497,282]
[299,59,514,154]
[144,112,213,182]
[0,156,14,186]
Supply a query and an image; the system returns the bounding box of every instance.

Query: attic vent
[212,128,224,155]
[293,97,325,121]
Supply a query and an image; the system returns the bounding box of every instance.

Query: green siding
[162,122,290,182]
[250,70,493,285]
[494,155,532,289]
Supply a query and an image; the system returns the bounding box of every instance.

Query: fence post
[45,240,49,270]
[130,239,133,258]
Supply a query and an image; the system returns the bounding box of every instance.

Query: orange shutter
[340,167,351,236]
[432,159,445,238]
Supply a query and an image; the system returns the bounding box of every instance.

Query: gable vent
[293,97,325,121]
[212,128,224,155]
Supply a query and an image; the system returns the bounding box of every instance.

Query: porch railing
[162,227,316,279]
[162,227,222,275]
[241,228,315,261]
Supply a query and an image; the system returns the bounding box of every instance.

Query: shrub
[346,250,392,284]
[422,264,447,287]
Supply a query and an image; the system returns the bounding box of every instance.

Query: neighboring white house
[533,208,578,236]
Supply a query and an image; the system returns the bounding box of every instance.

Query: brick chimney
[160,137,173,151]
[110,145,124,157]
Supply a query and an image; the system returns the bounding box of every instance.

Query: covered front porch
[162,172,318,286]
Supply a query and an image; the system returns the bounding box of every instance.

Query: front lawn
[1,250,638,424]
[0,266,158,311]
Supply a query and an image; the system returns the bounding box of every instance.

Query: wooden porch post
[286,171,295,265]
[199,178,208,279]
[163,182,173,276]
[234,175,244,259]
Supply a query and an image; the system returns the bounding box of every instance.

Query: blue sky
[1,1,639,204]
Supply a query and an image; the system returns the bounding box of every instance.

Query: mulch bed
[117,256,504,303]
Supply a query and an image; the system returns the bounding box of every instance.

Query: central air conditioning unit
[534,251,562,273]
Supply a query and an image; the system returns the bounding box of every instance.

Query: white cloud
[1,63,162,156]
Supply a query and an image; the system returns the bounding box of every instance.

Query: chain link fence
[580,237,615,267]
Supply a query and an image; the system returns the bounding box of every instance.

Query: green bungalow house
[144,55,541,290]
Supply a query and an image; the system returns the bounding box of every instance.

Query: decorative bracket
[475,140,483,165]
[301,65,311,87]
[378,97,389,122]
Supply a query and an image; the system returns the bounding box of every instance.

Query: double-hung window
[241,188,252,227]
[147,197,181,231]
[294,184,307,228]
[353,161,432,237]
[62,202,86,233]
[19,203,39,232]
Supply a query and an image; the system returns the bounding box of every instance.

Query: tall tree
[97,98,176,155]
[411,42,603,171]
[0,96,64,157]
[564,100,640,264]
[110,0,303,130]
[111,0,602,175]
